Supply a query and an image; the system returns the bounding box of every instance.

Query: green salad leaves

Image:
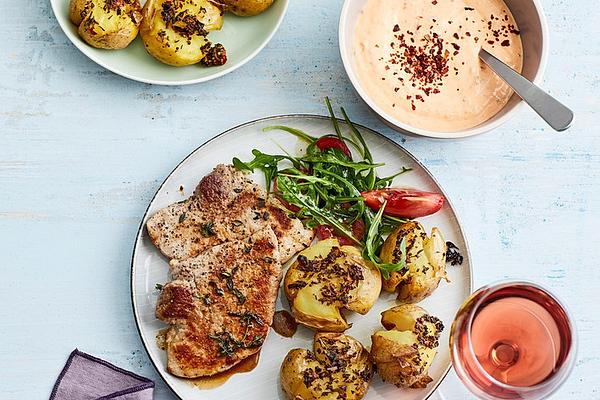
[232,98,411,279]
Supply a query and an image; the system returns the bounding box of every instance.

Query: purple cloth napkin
[50,349,154,400]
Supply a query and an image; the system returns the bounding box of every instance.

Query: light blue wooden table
[1,0,598,398]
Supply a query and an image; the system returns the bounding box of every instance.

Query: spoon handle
[479,48,574,131]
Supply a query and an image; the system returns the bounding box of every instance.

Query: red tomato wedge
[361,188,445,218]
[317,219,365,246]
[315,137,352,159]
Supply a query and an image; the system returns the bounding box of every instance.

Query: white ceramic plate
[131,115,473,399]
[50,0,288,85]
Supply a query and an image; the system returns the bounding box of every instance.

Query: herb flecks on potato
[280,332,374,400]
[140,0,225,66]
[69,0,142,49]
[284,238,382,332]
[214,0,274,16]
[371,305,444,389]
[380,220,448,303]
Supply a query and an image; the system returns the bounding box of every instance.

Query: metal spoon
[479,48,574,131]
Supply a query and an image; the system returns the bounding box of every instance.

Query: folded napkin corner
[50,348,154,400]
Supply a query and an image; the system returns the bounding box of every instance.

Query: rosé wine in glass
[450,282,576,400]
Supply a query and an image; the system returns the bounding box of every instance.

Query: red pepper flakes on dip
[352,0,523,133]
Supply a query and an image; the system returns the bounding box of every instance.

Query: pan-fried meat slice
[145,198,220,260]
[156,228,281,378]
[264,198,313,262]
[146,164,314,262]
[193,164,257,211]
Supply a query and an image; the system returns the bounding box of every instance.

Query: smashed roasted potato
[140,0,225,66]
[281,332,374,400]
[69,0,143,49]
[284,238,382,332]
[213,0,274,16]
[380,221,448,303]
[371,305,444,388]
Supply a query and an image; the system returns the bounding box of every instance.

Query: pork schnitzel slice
[146,164,314,262]
[155,227,281,378]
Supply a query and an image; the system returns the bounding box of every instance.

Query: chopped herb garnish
[232,288,246,304]
[209,332,243,357]
[196,294,213,306]
[246,335,264,348]
[446,241,464,266]
[201,222,216,237]
[178,212,187,223]
[228,311,264,327]
[155,283,164,291]
[220,266,246,304]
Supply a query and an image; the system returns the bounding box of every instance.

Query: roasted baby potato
[284,238,382,332]
[281,332,374,400]
[213,0,274,16]
[140,0,225,66]
[380,221,448,303]
[69,0,143,49]
[371,305,444,388]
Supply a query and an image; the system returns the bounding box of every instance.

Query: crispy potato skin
[213,0,274,16]
[280,333,374,400]
[140,0,223,66]
[284,238,382,332]
[371,305,443,389]
[70,0,142,49]
[380,221,448,303]
[69,0,92,26]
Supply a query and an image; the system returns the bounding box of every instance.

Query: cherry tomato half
[316,219,365,246]
[315,137,352,159]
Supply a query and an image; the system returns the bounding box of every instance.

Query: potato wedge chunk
[213,0,274,16]
[380,221,448,303]
[284,238,382,332]
[280,332,373,400]
[140,0,224,66]
[70,0,142,49]
[371,305,444,388]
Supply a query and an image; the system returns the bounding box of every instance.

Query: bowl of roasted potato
[51,0,288,84]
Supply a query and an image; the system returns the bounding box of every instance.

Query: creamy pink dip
[353,0,523,132]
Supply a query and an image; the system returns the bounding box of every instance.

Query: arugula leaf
[313,167,365,219]
[263,125,316,143]
[374,167,412,189]
[362,203,407,279]
[233,149,294,190]
[301,155,383,172]
[340,107,373,163]
[325,96,343,140]
[276,175,360,245]
[340,107,377,190]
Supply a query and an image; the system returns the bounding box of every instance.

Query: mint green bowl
[51,0,288,85]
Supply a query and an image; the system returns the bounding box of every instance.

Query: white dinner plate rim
[130,114,474,399]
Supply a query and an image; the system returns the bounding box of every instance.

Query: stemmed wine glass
[442,281,576,400]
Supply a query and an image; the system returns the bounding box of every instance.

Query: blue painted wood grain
[0,0,598,398]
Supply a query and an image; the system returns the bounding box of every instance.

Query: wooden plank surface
[0,0,598,398]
